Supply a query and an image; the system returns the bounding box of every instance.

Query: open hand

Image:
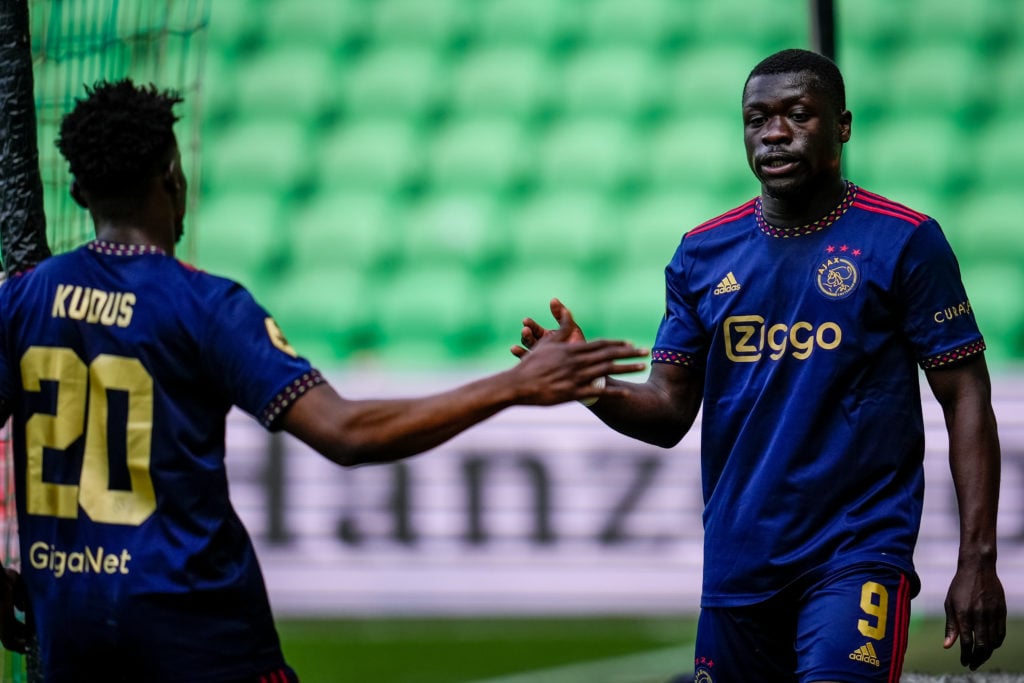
[510,298,646,406]
[511,298,586,359]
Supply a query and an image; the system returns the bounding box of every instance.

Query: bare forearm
[286,373,520,467]
[589,366,703,448]
[928,359,1001,561]
[948,402,1001,560]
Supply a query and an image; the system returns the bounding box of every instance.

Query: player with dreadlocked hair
[0,79,646,681]
[57,80,186,236]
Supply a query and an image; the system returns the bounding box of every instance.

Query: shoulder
[849,186,932,228]
[684,197,758,240]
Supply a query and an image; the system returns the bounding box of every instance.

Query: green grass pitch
[278,616,1024,682]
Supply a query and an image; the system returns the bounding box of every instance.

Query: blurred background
[191,0,1024,371]
[14,0,1024,681]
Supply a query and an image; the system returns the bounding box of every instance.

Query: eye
[790,111,811,123]
[746,114,766,128]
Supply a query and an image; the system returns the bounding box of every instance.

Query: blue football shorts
[693,562,912,683]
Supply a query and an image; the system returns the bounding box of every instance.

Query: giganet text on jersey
[29,541,133,578]
[51,284,136,327]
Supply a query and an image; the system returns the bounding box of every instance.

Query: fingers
[552,300,578,339]
[945,605,1006,670]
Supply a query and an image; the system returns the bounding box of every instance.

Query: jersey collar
[755,181,857,238]
[87,240,168,257]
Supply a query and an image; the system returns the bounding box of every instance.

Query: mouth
[758,153,800,177]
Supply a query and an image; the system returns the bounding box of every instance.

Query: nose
[761,116,791,145]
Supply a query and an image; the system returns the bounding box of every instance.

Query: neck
[93,220,176,256]
[760,176,847,229]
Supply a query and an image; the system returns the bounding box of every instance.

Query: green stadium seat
[398,191,507,269]
[315,117,423,193]
[581,0,688,48]
[619,190,725,268]
[948,191,1024,263]
[992,44,1024,113]
[837,0,907,56]
[844,118,966,198]
[903,0,1003,48]
[206,0,262,55]
[289,191,400,271]
[692,0,805,53]
[193,190,284,284]
[474,0,580,47]
[506,189,615,270]
[837,47,891,125]
[339,45,445,118]
[369,0,471,48]
[232,46,336,121]
[425,116,532,192]
[959,262,1024,366]
[554,46,666,119]
[448,46,553,117]
[482,265,598,346]
[202,118,311,194]
[972,116,1024,192]
[882,45,989,122]
[260,266,374,367]
[594,264,666,346]
[643,116,750,194]
[372,265,487,361]
[535,117,641,191]
[258,0,368,50]
[663,44,765,118]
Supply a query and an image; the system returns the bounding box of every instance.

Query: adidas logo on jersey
[848,642,880,667]
[713,272,741,295]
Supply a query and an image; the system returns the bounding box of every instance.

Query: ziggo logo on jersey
[723,314,842,362]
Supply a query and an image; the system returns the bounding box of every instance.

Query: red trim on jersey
[688,199,757,237]
[888,574,911,683]
[853,190,929,226]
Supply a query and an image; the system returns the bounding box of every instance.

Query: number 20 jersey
[652,184,985,607]
[0,241,321,681]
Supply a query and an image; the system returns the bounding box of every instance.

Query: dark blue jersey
[0,241,323,682]
[653,184,983,607]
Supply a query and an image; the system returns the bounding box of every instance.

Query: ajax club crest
[815,247,860,299]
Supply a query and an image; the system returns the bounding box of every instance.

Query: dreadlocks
[56,79,183,198]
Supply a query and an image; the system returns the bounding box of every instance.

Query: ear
[838,109,852,144]
[70,180,88,209]
[162,159,181,196]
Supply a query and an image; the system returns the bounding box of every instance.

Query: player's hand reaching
[943,559,1006,670]
[509,298,645,406]
[0,567,27,653]
[511,298,586,359]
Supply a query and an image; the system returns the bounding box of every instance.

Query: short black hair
[56,79,183,198]
[745,48,846,113]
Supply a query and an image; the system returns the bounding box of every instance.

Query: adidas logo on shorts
[713,272,741,295]
[848,642,881,667]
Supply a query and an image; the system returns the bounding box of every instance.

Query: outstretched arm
[925,354,1006,671]
[280,305,648,466]
[513,299,703,448]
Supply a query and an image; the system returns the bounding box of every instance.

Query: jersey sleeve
[201,282,324,429]
[652,245,708,369]
[896,219,985,369]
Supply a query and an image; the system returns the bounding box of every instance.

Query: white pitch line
[462,644,694,683]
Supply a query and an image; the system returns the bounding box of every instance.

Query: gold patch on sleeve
[265,317,298,357]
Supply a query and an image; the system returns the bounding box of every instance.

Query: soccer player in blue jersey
[515,49,1006,681]
[0,80,648,682]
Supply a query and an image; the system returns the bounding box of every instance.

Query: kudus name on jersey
[51,284,136,328]
[723,314,842,362]
[29,541,133,578]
